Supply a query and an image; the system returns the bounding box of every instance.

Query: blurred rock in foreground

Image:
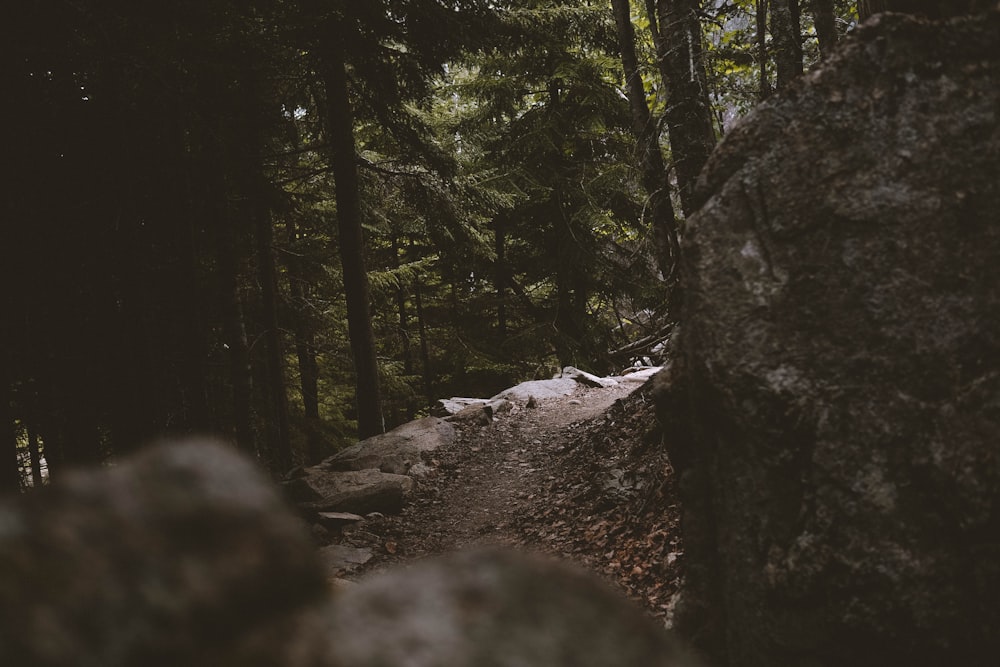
[0,441,698,666]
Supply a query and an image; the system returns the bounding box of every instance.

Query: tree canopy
[4,0,873,485]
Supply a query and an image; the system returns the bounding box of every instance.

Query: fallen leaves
[509,386,684,620]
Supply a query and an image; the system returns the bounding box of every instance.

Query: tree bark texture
[0,360,20,494]
[862,1,992,18]
[772,0,803,90]
[857,0,887,20]
[26,422,42,488]
[414,273,433,409]
[282,218,324,463]
[757,0,771,99]
[213,179,256,455]
[494,218,508,339]
[321,34,384,439]
[652,0,718,216]
[254,206,293,471]
[661,13,1000,663]
[811,0,839,59]
[612,0,681,286]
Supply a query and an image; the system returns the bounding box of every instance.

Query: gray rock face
[433,397,490,416]
[616,366,662,384]
[494,377,580,402]
[561,366,619,388]
[659,10,1000,667]
[0,440,327,667]
[323,417,455,475]
[286,468,414,515]
[318,544,373,576]
[325,549,701,667]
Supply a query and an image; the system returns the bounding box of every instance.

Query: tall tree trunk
[254,206,292,471]
[0,248,21,492]
[390,236,415,422]
[176,193,211,432]
[214,190,256,455]
[26,421,42,488]
[0,359,19,494]
[772,0,803,90]
[494,217,508,339]
[33,379,63,478]
[320,33,383,439]
[811,0,839,60]
[168,94,210,435]
[391,236,414,377]
[284,218,324,463]
[857,0,887,20]
[651,0,718,216]
[612,0,681,286]
[58,387,100,466]
[757,0,771,100]
[413,264,433,408]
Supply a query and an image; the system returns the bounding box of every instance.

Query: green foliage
[4,0,863,479]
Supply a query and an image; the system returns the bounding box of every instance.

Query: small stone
[318,544,374,575]
[316,512,365,530]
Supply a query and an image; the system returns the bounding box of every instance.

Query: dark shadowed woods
[2,2,999,666]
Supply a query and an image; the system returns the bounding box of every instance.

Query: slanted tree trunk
[612,0,681,286]
[320,31,383,439]
[811,0,839,59]
[649,0,717,215]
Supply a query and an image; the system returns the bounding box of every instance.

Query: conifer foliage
[3,0,864,485]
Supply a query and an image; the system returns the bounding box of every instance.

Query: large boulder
[325,548,701,667]
[322,417,454,475]
[285,467,414,515]
[659,10,1000,667]
[494,377,580,403]
[0,440,328,666]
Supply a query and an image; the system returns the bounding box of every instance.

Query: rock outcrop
[286,467,415,515]
[0,440,328,666]
[0,442,701,666]
[283,418,453,518]
[323,417,455,475]
[659,10,1000,667]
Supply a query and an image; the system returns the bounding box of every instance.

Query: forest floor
[328,374,685,623]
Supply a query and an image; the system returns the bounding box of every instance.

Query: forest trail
[331,372,684,622]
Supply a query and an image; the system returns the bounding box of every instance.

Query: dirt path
[334,374,683,621]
